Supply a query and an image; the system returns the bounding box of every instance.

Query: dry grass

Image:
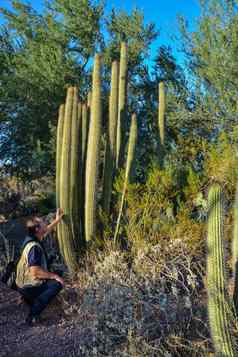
[58,238,212,356]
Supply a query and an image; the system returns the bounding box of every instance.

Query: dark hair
[26,219,41,237]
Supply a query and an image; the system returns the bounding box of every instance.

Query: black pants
[18,280,63,317]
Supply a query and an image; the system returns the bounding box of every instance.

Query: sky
[0,0,201,65]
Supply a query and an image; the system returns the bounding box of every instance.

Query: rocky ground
[0,282,87,357]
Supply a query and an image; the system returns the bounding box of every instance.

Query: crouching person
[16,208,64,326]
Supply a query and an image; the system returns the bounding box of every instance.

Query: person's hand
[53,274,65,286]
[56,208,64,221]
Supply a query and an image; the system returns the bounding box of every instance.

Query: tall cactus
[82,102,89,170]
[233,182,238,312]
[207,184,236,356]
[116,41,128,169]
[58,86,78,273]
[56,104,65,253]
[103,60,119,214]
[85,54,102,242]
[81,102,89,242]
[114,113,137,243]
[70,89,82,252]
[56,104,65,209]
[158,81,165,146]
[87,91,92,108]
[158,82,166,167]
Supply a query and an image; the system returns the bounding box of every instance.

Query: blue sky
[0,0,201,65]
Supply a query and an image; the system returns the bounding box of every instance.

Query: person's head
[26,217,47,241]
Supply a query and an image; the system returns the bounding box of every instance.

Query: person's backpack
[0,238,36,290]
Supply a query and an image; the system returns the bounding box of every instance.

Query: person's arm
[44,208,64,236]
[29,266,64,285]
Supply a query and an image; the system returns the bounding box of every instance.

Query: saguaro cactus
[207,184,236,356]
[85,54,102,242]
[116,41,128,169]
[114,113,137,243]
[103,60,119,213]
[59,86,78,273]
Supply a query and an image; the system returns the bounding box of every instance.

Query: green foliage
[0,1,160,179]
[179,0,238,129]
[204,132,238,192]
[104,8,158,72]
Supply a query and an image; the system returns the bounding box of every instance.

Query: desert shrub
[204,131,238,196]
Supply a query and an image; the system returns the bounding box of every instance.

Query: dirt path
[0,282,88,357]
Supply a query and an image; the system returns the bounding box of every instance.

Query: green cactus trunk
[158,82,166,167]
[56,104,65,208]
[233,182,238,312]
[102,60,119,214]
[114,113,137,243]
[116,42,128,170]
[87,91,92,108]
[207,184,236,356]
[59,87,78,273]
[81,102,89,243]
[85,54,102,242]
[70,89,83,252]
[82,103,89,171]
[56,104,65,253]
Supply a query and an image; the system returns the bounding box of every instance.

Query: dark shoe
[25,314,41,327]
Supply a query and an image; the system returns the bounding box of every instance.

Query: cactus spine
[59,87,78,273]
[116,42,128,169]
[207,184,236,356]
[85,54,102,242]
[103,60,119,213]
[114,113,137,243]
